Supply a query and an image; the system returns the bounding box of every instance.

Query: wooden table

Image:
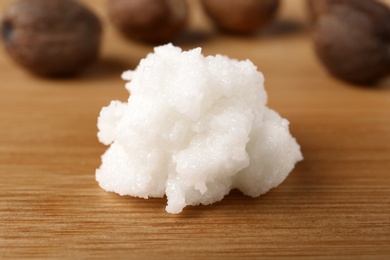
[1,0,389,258]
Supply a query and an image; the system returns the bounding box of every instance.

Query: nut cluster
[0,0,282,77]
[1,0,389,85]
[106,0,280,40]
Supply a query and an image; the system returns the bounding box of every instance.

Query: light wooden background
[1,0,389,258]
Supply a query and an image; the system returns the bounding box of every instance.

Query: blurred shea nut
[310,0,390,85]
[0,0,102,77]
[307,0,331,22]
[201,0,279,34]
[107,0,188,43]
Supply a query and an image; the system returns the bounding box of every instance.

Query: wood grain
[1,0,389,259]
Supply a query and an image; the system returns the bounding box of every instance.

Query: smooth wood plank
[1,0,389,258]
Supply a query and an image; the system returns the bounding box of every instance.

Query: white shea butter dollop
[96,44,303,214]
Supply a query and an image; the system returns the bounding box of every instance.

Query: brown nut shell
[307,0,329,22]
[201,0,279,34]
[313,0,390,85]
[107,0,188,44]
[1,0,102,77]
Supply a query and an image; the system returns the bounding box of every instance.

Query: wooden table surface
[1,0,389,258]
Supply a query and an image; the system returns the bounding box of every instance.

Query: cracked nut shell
[1,0,102,77]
